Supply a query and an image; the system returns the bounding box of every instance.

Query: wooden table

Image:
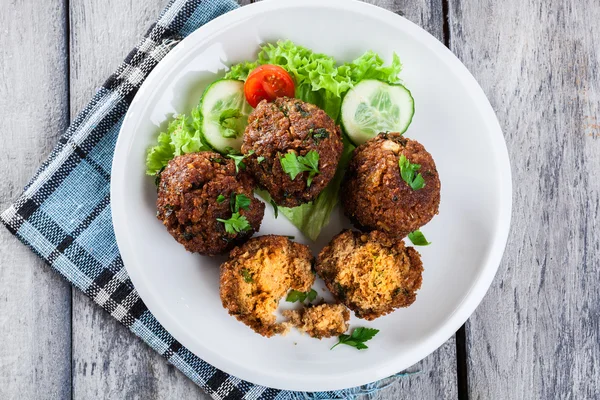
[1,0,598,398]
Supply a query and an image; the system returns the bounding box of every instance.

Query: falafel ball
[315,230,423,320]
[156,152,264,256]
[220,235,315,337]
[342,132,441,239]
[241,97,344,207]
[282,303,350,339]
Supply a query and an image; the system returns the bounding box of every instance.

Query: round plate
[111,0,511,392]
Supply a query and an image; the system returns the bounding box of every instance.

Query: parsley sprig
[227,150,254,173]
[330,327,380,350]
[399,154,425,190]
[280,150,320,187]
[217,193,252,234]
[286,289,317,303]
[408,230,431,246]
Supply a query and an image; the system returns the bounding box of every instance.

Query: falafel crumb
[282,303,350,339]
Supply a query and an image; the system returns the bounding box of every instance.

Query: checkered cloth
[0,0,407,398]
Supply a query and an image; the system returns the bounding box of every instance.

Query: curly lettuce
[145,112,209,175]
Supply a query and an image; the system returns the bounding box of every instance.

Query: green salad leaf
[338,51,402,84]
[146,114,209,175]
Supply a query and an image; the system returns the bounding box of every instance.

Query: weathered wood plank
[69,0,210,399]
[0,1,72,400]
[448,0,600,398]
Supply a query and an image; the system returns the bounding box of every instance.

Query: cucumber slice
[341,79,414,146]
[200,79,252,153]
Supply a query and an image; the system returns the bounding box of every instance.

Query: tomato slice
[244,65,295,107]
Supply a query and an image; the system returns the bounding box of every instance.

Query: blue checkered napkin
[0,0,405,398]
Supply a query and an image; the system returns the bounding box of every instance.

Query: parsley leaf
[257,156,265,164]
[227,151,255,173]
[286,288,318,303]
[218,193,252,234]
[399,154,425,190]
[408,230,431,246]
[217,213,251,234]
[270,199,279,218]
[235,194,251,212]
[228,154,247,173]
[280,150,320,187]
[331,327,380,350]
[312,128,330,143]
[240,268,254,283]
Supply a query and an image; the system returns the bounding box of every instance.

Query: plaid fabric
[0,0,406,399]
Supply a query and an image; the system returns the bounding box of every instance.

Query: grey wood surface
[1,0,599,399]
[447,0,600,398]
[0,1,72,400]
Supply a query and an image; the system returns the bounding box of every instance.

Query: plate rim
[111,0,513,391]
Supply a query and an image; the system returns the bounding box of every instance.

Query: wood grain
[69,0,210,399]
[448,0,600,398]
[0,1,72,400]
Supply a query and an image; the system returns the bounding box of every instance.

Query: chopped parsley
[399,154,425,190]
[408,230,431,246]
[240,268,254,283]
[235,193,251,212]
[312,128,330,143]
[330,327,380,350]
[228,154,247,173]
[286,289,317,303]
[217,194,226,203]
[217,213,251,234]
[257,156,265,164]
[295,102,311,117]
[270,199,279,218]
[280,150,320,187]
[217,193,252,234]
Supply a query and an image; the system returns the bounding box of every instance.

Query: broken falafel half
[220,235,315,337]
[315,229,423,320]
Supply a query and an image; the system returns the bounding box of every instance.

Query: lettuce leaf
[338,51,403,84]
[145,114,209,175]
[224,61,259,81]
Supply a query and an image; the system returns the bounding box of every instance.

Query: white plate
[111,0,512,392]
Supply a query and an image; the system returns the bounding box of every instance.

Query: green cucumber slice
[200,79,252,153]
[341,79,414,146]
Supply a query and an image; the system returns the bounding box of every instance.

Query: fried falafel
[242,97,344,207]
[342,132,440,239]
[156,152,264,256]
[315,229,423,320]
[220,235,315,337]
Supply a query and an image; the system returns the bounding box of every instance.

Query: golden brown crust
[283,303,350,339]
[220,235,315,337]
[156,152,265,256]
[315,230,423,320]
[341,132,441,239]
[242,97,344,207]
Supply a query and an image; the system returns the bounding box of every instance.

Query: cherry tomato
[244,65,295,107]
